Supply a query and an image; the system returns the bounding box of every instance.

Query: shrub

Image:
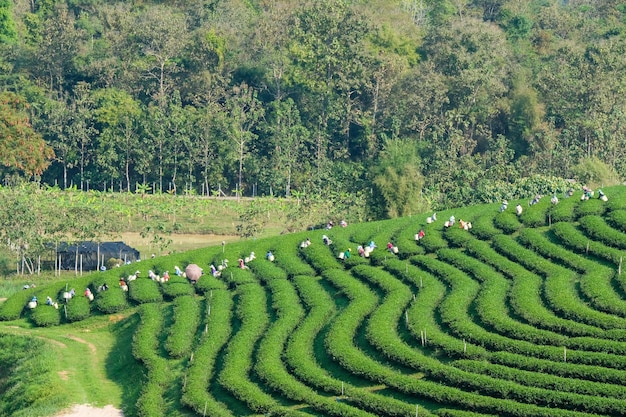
[493,210,521,234]
[0,289,34,321]
[165,296,200,358]
[129,279,163,304]
[29,304,61,327]
[194,275,227,294]
[94,287,129,313]
[574,197,606,218]
[65,295,91,322]
[161,282,195,299]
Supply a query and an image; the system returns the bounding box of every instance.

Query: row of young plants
[518,228,626,320]
[286,275,426,417]
[436,248,569,346]
[491,234,626,332]
[382,258,487,359]
[452,359,626,400]
[321,267,601,417]
[579,215,626,249]
[180,290,235,417]
[132,303,168,417]
[551,220,626,266]
[255,277,377,416]
[463,238,606,338]
[216,282,310,416]
[164,295,200,359]
[352,264,626,415]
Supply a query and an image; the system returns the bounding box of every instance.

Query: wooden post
[619,257,623,275]
[564,346,567,362]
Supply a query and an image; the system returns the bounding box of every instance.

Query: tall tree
[286,0,371,176]
[225,83,264,197]
[132,5,189,106]
[92,88,142,192]
[0,0,17,44]
[33,3,83,95]
[0,92,55,180]
[261,98,310,197]
[371,137,427,218]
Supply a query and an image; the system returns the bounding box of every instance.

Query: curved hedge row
[464,238,605,338]
[492,234,626,331]
[132,303,167,417]
[518,228,626,320]
[164,295,200,358]
[287,275,422,416]
[579,215,626,250]
[217,283,310,416]
[180,291,235,417]
[129,279,163,304]
[321,268,601,417]
[0,287,36,321]
[255,277,377,416]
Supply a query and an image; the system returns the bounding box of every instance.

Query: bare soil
[54,404,124,417]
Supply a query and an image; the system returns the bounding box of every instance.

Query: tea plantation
[3,186,626,417]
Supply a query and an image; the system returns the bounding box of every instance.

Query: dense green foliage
[2,185,626,416]
[0,334,69,416]
[0,0,624,215]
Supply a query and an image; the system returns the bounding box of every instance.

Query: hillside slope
[2,185,626,416]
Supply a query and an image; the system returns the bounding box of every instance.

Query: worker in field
[551,194,559,205]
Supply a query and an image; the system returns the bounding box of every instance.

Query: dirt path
[54,404,124,417]
[66,334,97,354]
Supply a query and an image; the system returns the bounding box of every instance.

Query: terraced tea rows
[3,186,626,416]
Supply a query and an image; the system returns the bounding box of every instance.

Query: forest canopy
[1,0,625,216]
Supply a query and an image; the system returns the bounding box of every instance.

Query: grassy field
[4,186,626,417]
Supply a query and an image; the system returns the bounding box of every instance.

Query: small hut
[54,241,141,271]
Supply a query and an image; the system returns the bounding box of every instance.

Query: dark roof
[55,241,140,255]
